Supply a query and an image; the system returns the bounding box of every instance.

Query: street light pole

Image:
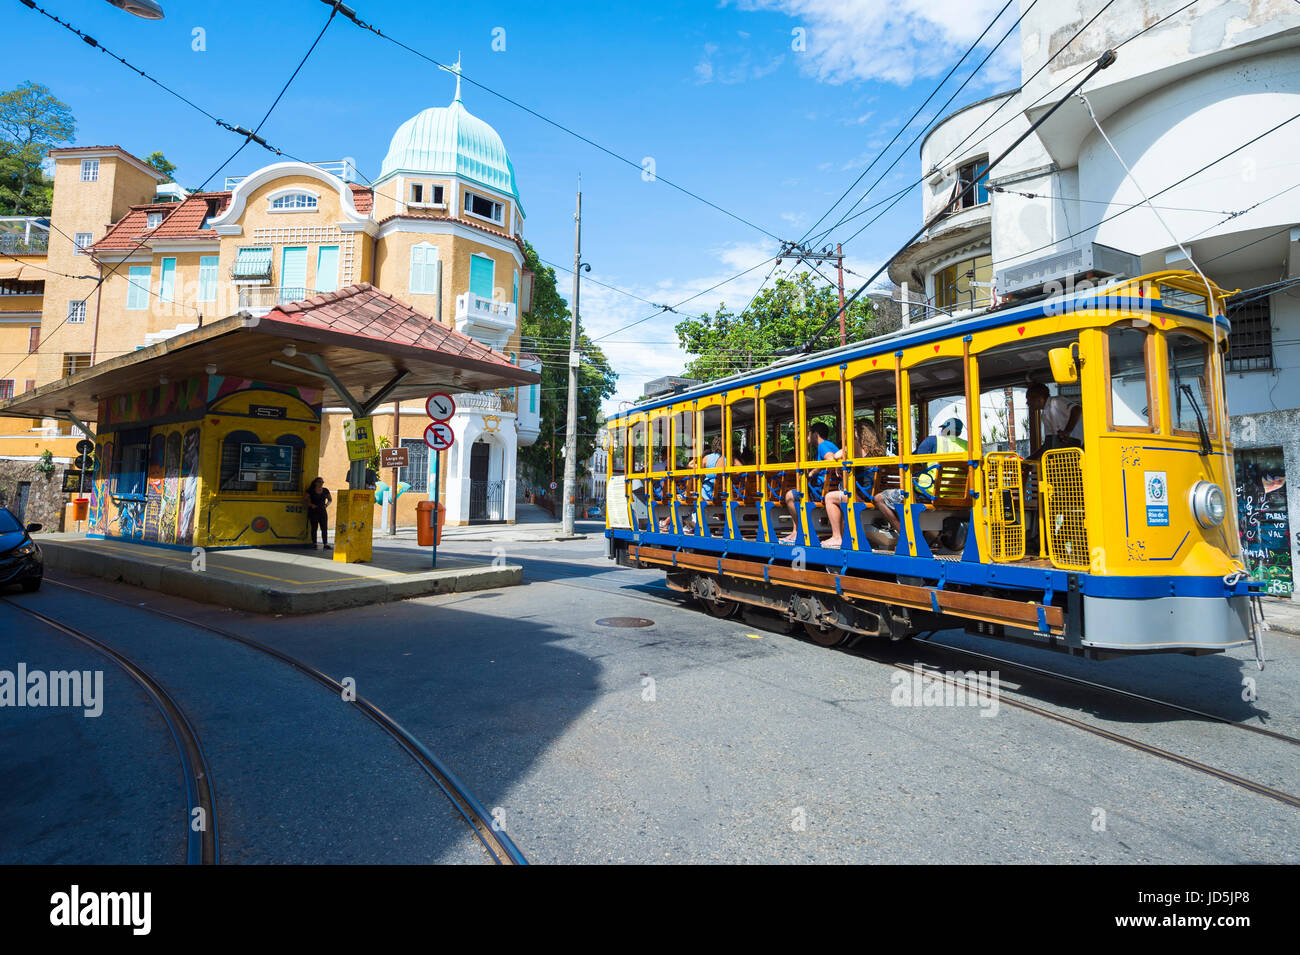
[562,183,584,535]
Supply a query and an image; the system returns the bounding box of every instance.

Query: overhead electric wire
[805,0,1132,252]
[809,0,1040,248]
[325,0,782,242]
[797,0,1016,246]
[8,1,340,381]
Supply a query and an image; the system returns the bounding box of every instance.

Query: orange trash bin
[416,501,446,545]
[72,498,89,521]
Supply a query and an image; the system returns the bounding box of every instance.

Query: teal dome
[378,91,519,199]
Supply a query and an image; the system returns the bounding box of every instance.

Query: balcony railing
[455,292,516,326]
[0,233,49,255]
[237,286,320,310]
[457,391,518,414]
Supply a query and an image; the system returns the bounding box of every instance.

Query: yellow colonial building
[0,79,542,528]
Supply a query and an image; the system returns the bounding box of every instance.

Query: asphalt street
[2,525,1297,863]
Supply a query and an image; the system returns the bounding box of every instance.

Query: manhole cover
[596,617,655,628]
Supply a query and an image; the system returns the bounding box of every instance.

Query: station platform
[34,534,521,615]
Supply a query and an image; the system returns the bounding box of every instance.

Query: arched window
[272,434,307,492]
[269,192,318,211]
[219,430,260,492]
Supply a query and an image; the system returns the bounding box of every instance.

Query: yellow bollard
[332,489,375,563]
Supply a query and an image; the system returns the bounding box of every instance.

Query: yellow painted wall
[199,387,321,547]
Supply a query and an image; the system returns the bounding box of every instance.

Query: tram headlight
[1190,481,1226,528]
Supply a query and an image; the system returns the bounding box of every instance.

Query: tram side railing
[1041,447,1089,571]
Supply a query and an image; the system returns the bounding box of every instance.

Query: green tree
[673,270,895,383]
[0,82,75,216]
[516,240,618,486]
[144,150,177,181]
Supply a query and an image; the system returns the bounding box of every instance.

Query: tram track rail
[532,572,1300,809]
[36,576,528,866]
[1,596,219,865]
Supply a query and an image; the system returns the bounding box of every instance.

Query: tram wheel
[802,620,848,648]
[703,597,739,619]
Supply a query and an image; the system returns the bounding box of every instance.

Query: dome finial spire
[452,51,462,103]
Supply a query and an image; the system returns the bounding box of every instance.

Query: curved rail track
[30,578,528,866]
[1,596,219,864]
[530,572,1300,809]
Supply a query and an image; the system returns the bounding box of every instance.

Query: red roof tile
[349,184,373,214]
[268,284,524,372]
[374,212,524,252]
[90,193,229,251]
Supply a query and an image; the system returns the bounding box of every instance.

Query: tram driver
[1026,382,1083,459]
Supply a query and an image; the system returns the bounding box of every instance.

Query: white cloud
[694,40,786,85]
[736,0,1022,87]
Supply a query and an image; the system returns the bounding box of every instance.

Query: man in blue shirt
[781,421,839,544]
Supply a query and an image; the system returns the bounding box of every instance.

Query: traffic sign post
[422,412,456,568]
[426,392,455,422]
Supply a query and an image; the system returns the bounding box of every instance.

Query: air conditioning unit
[995,242,1142,300]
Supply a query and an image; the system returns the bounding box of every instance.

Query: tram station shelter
[0,285,538,551]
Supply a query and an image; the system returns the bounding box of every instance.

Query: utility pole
[562,183,583,535]
[783,241,849,346]
[835,243,847,346]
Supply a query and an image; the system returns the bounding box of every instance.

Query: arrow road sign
[426,392,456,422]
[424,422,455,451]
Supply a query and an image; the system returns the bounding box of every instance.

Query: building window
[23,379,34,393]
[269,193,318,211]
[232,247,272,282]
[410,243,439,295]
[0,380,13,400]
[198,255,219,303]
[465,190,504,224]
[219,430,260,492]
[113,427,150,497]
[74,232,93,251]
[409,183,444,206]
[410,183,423,204]
[316,246,339,293]
[933,253,992,312]
[66,300,86,324]
[159,257,176,303]
[271,434,306,493]
[80,159,99,182]
[949,157,989,212]
[1226,294,1272,372]
[126,266,151,310]
[62,353,91,378]
[399,438,429,493]
[146,212,164,230]
[27,326,39,354]
[469,253,495,300]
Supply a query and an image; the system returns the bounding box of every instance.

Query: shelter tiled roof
[269,284,519,370]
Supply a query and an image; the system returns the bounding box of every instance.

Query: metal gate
[469,479,505,523]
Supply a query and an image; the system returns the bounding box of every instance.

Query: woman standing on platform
[305,477,332,550]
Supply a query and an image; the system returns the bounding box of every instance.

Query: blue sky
[4,0,1023,410]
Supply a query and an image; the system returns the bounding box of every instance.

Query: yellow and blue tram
[604,270,1264,658]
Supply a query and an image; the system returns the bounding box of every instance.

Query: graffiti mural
[178,427,200,545]
[1235,447,1293,596]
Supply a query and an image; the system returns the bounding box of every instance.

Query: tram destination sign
[239,443,294,483]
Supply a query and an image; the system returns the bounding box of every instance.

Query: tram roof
[618,270,1232,418]
[0,283,539,423]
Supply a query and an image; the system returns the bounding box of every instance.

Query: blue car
[0,507,43,593]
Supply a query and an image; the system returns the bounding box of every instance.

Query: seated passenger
[780,422,838,544]
[821,422,884,549]
[873,420,964,533]
[662,438,723,533]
